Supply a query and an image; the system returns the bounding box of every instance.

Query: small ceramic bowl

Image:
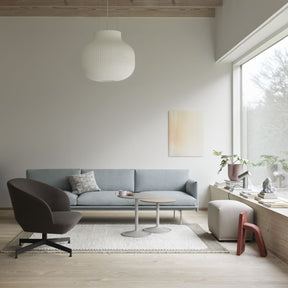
[118,190,127,196]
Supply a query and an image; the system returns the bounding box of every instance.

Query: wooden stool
[237,211,267,257]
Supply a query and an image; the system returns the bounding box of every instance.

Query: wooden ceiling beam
[0,0,222,17]
[0,1,222,8]
[0,6,215,17]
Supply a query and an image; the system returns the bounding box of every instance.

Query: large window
[241,36,288,187]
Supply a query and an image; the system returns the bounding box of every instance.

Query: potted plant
[253,154,288,171]
[213,150,250,181]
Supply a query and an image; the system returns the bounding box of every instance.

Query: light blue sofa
[26,169,198,220]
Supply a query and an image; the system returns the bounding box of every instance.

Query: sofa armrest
[186,179,198,200]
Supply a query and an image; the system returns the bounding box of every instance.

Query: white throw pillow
[68,171,101,195]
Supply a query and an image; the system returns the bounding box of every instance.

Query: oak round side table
[140,198,176,233]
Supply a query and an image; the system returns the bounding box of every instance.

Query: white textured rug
[3,223,228,254]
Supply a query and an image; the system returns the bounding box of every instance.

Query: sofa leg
[179,210,182,225]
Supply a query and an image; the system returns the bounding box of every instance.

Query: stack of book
[213,181,226,188]
[240,191,259,199]
[257,198,288,208]
[257,191,278,199]
[240,191,288,208]
[224,180,242,191]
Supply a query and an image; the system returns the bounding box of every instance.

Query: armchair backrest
[7,178,70,233]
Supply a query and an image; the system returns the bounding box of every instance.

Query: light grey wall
[0,17,231,208]
[215,0,288,60]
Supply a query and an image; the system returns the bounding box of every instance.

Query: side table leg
[143,203,171,233]
[135,199,139,231]
[156,203,160,227]
[121,199,150,238]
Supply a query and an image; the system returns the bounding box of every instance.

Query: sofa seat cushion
[77,191,135,206]
[63,191,78,206]
[137,191,197,206]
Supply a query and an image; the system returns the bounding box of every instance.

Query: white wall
[215,0,288,61]
[0,17,231,208]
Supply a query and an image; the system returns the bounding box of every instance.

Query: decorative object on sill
[258,177,277,199]
[253,153,288,188]
[169,110,203,157]
[81,0,135,82]
[213,150,250,181]
[238,170,251,189]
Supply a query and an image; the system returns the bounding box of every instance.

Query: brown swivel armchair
[7,178,82,258]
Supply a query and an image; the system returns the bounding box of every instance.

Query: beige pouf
[208,200,254,241]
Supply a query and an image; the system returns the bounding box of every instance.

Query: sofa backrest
[135,169,189,192]
[26,169,81,191]
[81,169,135,191]
[26,169,189,193]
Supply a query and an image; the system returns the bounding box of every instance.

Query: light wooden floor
[0,209,288,288]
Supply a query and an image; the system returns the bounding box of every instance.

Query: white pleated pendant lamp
[82,30,135,82]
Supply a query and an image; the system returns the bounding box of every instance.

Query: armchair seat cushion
[51,211,82,234]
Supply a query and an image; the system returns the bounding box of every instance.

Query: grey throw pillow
[68,171,101,195]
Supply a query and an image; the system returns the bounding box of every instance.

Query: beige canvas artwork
[169,110,203,157]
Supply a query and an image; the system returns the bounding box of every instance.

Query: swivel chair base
[16,232,72,258]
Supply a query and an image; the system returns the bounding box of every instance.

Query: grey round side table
[118,193,152,238]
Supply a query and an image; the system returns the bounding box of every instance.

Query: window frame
[232,29,288,159]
